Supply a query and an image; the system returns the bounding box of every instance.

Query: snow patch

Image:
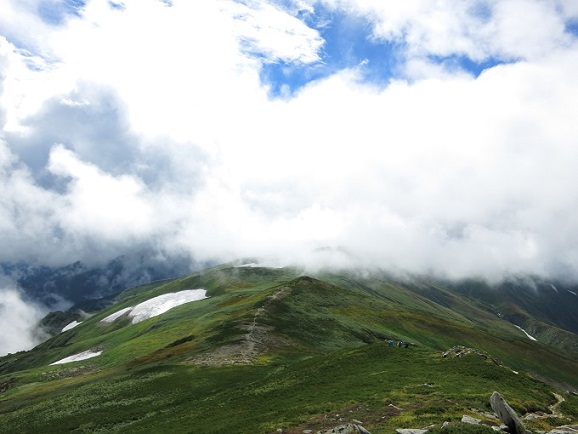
[567,290,577,296]
[514,325,537,341]
[550,284,559,293]
[100,289,207,325]
[61,321,82,332]
[129,290,207,324]
[100,307,132,323]
[50,350,102,365]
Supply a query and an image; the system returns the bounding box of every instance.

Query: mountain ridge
[0,262,577,433]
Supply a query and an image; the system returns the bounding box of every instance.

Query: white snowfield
[61,320,82,332]
[514,325,537,341]
[50,350,102,365]
[100,289,207,325]
[101,307,132,323]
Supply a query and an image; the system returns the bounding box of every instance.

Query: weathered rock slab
[462,415,482,424]
[490,391,526,434]
[548,426,578,434]
[395,430,428,434]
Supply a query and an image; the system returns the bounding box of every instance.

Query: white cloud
[0,139,63,263]
[313,0,576,65]
[0,0,577,282]
[47,145,154,241]
[0,285,48,355]
[227,0,323,64]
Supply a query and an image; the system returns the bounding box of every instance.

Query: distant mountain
[0,263,577,433]
[1,253,207,310]
[394,275,578,354]
[444,276,578,335]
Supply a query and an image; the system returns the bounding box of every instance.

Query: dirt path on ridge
[189,286,293,366]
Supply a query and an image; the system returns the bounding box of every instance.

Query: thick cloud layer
[0,0,578,281]
[0,283,48,355]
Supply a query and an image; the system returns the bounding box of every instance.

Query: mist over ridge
[1,0,578,354]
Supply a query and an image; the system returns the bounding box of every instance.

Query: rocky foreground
[280,392,578,434]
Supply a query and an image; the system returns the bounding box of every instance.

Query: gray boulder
[462,415,481,424]
[490,391,526,434]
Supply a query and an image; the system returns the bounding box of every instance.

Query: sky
[1,1,578,353]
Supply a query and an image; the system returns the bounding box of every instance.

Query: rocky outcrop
[442,346,502,366]
[389,391,575,434]
[317,423,371,434]
[490,391,526,434]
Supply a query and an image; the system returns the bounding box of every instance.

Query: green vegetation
[0,345,567,434]
[0,265,577,433]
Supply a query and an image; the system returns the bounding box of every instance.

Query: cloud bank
[0,282,48,355]
[0,0,577,282]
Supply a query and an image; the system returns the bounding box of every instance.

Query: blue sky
[567,19,578,36]
[34,0,522,96]
[260,4,515,96]
[38,0,86,24]
[261,7,403,95]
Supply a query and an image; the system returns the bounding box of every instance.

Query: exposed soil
[189,286,294,366]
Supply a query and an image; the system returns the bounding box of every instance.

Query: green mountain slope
[0,264,577,433]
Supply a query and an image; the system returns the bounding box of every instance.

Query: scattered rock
[462,415,482,425]
[395,429,428,434]
[490,391,526,434]
[548,426,578,434]
[442,346,501,366]
[317,424,370,434]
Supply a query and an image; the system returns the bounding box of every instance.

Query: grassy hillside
[0,264,577,433]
